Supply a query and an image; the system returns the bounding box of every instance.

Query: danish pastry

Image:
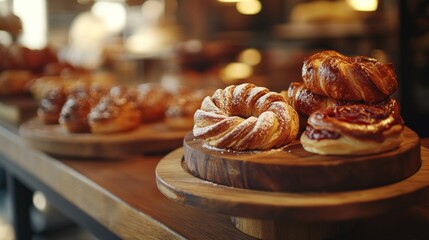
[300,98,404,155]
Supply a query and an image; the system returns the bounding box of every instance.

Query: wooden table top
[1,119,429,239]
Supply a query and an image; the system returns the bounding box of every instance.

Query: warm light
[217,0,252,2]
[0,225,14,240]
[13,0,47,49]
[236,0,261,15]
[141,0,164,21]
[91,1,126,33]
[238,48,261,66]
[33,191,47,211]
[221,62,253,84]
[346,0,378,11]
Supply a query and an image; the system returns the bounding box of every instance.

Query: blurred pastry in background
[37,86,68,124]
[88,86,141,134]
[137,83,172,123]
[165,88,214,130]
[0,70,35,95]
[59,85,106,133]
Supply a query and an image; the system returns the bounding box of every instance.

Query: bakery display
[193,83,299,151]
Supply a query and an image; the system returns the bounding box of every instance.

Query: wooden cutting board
[19,118,189,158]
[183,127,421,192]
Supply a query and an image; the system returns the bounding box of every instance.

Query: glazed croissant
[302,50,397,103]
[286,81,362,117]
[193,83,299,151]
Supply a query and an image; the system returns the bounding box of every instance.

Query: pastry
[88,86,142,134]
[286,81,355,117]
[0,70,35,95]
[165,89,212,130]
[193,83,299,151]
[37,86,68,124]
[137,83,171,123]
[302,50,397,103]
[300,98,404,155]
[59,85,105,133]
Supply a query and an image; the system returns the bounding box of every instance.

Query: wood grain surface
[183,127,421,192]
[19,118,189,158]
[2,121,429,239]
[156,146,429,222]
[0,123,254,240]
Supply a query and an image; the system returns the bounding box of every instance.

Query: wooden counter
[1,119,429,239]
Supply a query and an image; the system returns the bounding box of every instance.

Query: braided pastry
[193,83,299,151]
[302,50,397,103]
[286,81,363,117]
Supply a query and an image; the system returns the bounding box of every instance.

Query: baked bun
[137,83,171,123]
[193,83,299,151]
[302,50,397,103]
[37,86,68,124]
[88,86,142,134]
[59,85,105,133]
[300,98,404,155]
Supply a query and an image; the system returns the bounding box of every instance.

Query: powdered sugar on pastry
[193,83,299,151]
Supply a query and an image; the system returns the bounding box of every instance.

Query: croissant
[302,50,397,103]
[193,83,299,151]
[286,81,364,117]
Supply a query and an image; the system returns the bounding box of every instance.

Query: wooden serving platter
[19,118,189,158]
[183,127,421,192]
[156,146,429,222]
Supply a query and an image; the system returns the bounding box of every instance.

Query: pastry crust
[137,83,171,123]
[88,86,142,134]
[302,50,397,103]
[300,98,404,155]
[193,83,299,151]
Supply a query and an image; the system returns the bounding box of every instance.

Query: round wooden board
[183,127,421,192]
[19,118,189,158]
[156,146,429,222]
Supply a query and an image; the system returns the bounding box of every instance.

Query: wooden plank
[0,124,253,240]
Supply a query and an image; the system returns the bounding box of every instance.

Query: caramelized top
[305,98,404,142]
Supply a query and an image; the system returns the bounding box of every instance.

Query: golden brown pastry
[165,89,212,130]
[88,86,142,134]
[300,98,404,155]
[137,83,171,123]
[37,86,68,124]
[193,83,299,151]
[0,70,35,95]
[286,82,356,117]
[59,85,105,133]
[302,50,397,103]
